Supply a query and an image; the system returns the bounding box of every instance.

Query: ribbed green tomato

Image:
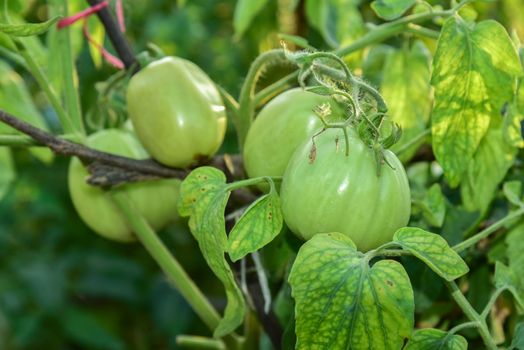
[68,129,180,242]
[280,128,411,252]
[243,88,344,179]
[126,56,227,168]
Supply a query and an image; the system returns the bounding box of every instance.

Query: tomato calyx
[284,49,403,175]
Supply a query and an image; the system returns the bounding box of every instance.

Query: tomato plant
[1,1,524,350]
[280,128,411,251]
[243,88,344,179]
[68,129,180,242]
[126,56,227,168]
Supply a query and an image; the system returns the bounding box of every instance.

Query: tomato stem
[111,192,242,350]
[446,281,498,349]
[237,49,289,149]
[452,206,524,253]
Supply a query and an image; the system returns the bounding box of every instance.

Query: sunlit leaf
[431,18,522,186]
[404,328,467,350]
[289,233,414,349]
[394,228,469,281]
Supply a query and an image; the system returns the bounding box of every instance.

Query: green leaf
[177,167,228,217]
[494,262,524,309]
[228,190,283,262]
[0,61,52,163]
[233,0,269,38]
[431,18,522,187]
[371,0,416,21]
[305,0,365,49]
[506,222,524,280]
[394,228,469,281]
[504,181,523,206]
[404,328,468,350]
[461,127,517,213]
[510,322,524,350]
[0,16,60,37]
[179,167,245,336]
[0,148,14,201]
[504,48,524,148]
[504,101,524,148]
[381,41,432,162]
[418,184,446,227]
[289,233,414,349]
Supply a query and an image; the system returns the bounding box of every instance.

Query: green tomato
[126,56,227,168]
[280,128,411,252]
[68,129,180,242]
[243,88,344,179]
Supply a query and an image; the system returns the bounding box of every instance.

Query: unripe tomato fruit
[243,88,344,179]
[126,56,227,168]
[68,129,180,242]
[280,128,411,252]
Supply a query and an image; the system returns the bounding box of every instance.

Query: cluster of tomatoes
[69,56,411,252]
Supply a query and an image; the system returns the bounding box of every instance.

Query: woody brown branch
[0,109,248,186]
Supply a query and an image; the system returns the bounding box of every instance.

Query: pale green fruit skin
[281,128,411,252]
[243,88,344,179]
[68,129,180,242]
[126,56,227,168]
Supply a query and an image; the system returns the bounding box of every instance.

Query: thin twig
[0,109,184,179]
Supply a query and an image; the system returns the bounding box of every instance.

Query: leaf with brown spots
[228,189,283,262]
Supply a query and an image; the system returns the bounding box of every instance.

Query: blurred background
[0,0,523,349]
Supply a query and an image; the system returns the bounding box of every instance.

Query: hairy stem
[237,49,288,148]
[480,287,508,319]
[111,192,241,350]
[447,281,497,349]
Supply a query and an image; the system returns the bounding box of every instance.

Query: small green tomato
[68,129,180,242]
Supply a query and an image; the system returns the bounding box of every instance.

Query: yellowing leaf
[431,18,522,186]
[289,233,414,349]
